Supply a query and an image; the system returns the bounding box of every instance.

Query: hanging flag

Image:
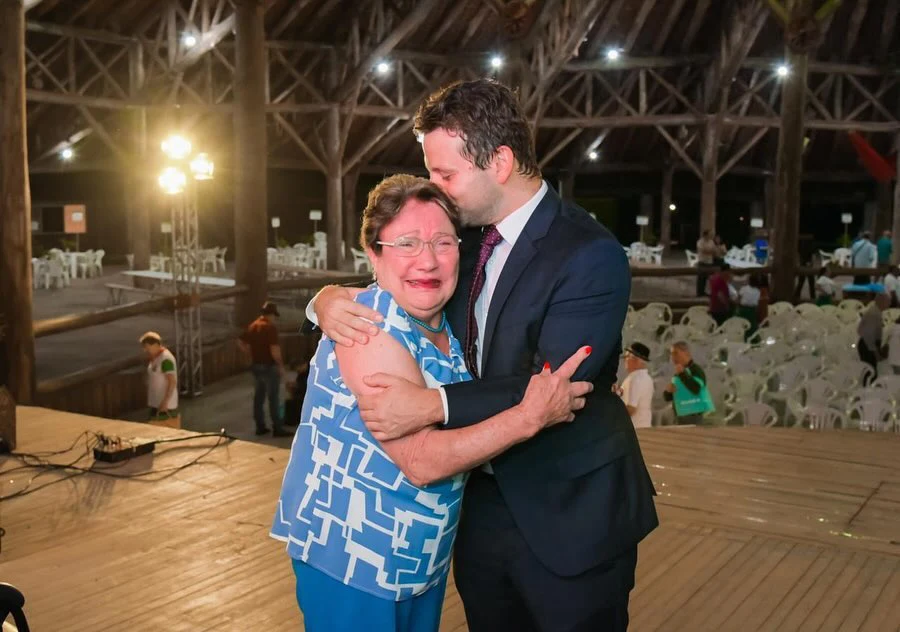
[848,131,896,182]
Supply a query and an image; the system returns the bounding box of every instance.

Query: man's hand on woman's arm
[310,285,382,347]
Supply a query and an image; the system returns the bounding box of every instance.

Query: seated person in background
[708,264,734,325]
[815,266,837,306]
[282,360,310,425]
[737,275,761,340]
[619,342,654,429]
[884,265,899,308]
[888,314,900,375]
[857,293,889,383]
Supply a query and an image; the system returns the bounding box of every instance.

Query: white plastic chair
[802,405,847,430]
[847,398,895,432]
[727,402,778,427]
[685,250,699,267]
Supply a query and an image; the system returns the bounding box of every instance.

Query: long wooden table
[1,408,898,631]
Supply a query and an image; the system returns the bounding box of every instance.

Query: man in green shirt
[877,230,893,266]
[141,332,178,420]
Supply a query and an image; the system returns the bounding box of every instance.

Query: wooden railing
[30,265,886,418]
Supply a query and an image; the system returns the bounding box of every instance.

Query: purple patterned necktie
[464,225,503,377]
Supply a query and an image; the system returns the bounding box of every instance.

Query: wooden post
[764,175,776,230]
[325,106,343,270]
[233,0,268,325]
[342,168,360,258]
[0,0,35,409]
[128,42,151,274]
[771,45,809,301]
[893,134,900,264]
[875,180,892,237]
[700,120,718,234]
[660,164,674,250]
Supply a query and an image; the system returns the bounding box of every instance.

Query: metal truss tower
[169,184,203,397]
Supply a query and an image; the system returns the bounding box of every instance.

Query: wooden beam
[623,0,657,51]
[170,14,234,74]
[24,0,43,10]
[76,106,128,161]
[271,0,315,38]
[718,127,769,176]
[681,0,713,52]
[25,20,134,44]
[0,0,35,406]
[765,0,790,24]
[233,0,268,327]
[337,0,441,103]
[842,0,868,58]
[878,0,900,61]
[893,134,900,264]
[653,0,687,53]
[771,1,811,302]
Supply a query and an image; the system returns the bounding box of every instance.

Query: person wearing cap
[708,263,733,326]
[619,342,654,429]
[140,332,177,421]
[238,301,291,437]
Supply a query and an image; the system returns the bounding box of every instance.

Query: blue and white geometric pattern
[271,285,472,601]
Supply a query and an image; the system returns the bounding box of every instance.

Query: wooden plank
[3,412,900,631]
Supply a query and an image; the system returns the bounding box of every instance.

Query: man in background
[239,301,292,437]
[619,342,654,429]
[708,263,734,325]
[877,230,893,268]
[140,332,177,421]
[696,230,718,296]
[851,232,877,285]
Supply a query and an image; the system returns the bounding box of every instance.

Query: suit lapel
[481,185,560,368]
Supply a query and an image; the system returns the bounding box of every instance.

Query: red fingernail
[585,346,592,355]
[543,362,551,370]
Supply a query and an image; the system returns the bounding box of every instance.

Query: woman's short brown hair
[360,174,460,253]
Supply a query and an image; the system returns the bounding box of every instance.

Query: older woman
[271,174,588,632]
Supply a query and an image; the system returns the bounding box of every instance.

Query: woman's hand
[314,286,382,347]
[518,346,594,437]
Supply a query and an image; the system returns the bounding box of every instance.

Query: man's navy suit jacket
[442,184,659,578]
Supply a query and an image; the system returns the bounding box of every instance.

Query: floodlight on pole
[159,167,187,195]
[161,135,192,160]
[190,153,214,180]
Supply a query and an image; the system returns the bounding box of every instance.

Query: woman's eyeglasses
[376,235,461,257]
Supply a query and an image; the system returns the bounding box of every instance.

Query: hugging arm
[336,334,589,486]
[443,237,630,429]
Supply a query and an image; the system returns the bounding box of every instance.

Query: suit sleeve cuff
[439,386,449,425]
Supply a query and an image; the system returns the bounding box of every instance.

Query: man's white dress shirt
[438,181,549,420]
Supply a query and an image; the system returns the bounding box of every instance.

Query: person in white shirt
[737,274,762,339]
[884,265,899,308]
[619,342,654,429]
[140,331,177,420]
[815,266,837,306]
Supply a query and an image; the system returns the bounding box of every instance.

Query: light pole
[271,216,280,246]
[841,213,853,246]
[158,135,214,397]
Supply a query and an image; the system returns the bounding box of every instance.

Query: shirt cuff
[438,386,449,425]
[305,295,319,326]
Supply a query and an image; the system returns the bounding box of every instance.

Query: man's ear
[493,145,516,184]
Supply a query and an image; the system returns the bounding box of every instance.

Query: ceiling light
[183,34,198,48]
[490,55,503,69]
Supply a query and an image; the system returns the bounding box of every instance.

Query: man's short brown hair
[360,174,460,254]
[413,79,540,179]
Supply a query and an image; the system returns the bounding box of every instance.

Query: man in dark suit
[309,79,658,631]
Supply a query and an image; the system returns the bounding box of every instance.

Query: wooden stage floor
[1,407,898,631]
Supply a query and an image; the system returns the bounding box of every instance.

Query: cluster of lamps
[158,135,214,194]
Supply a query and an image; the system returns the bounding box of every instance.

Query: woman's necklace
[408,312,447,334]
